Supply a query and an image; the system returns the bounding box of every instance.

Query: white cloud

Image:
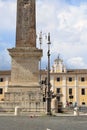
[0,42,11,70]
[36,0,87,69]
[1,0,87,69]
[67,57,87,69]
[0,0,16,31]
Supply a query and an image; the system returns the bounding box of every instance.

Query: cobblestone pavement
[0,116,87,130]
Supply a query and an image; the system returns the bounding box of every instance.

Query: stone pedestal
[5,47,44,112]
[8,47,42,89]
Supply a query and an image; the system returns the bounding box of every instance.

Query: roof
[0,70,11,76]
[0,69,87,76]
[67,69,87,74]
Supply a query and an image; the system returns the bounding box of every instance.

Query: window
[81,88,85,95]
[81,77,85,82]
[43,97,46,102]
[69,88,72,95]
[82,102,85,105]
[69,102,72,105]
[57,77,60,82]
[69,95,73,99]
[56,88,60,93]
[0,88,3,94]
[57,97,60,101]
[69,77,72,82]
[0,78,3,82]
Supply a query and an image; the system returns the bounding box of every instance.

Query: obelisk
[8,0,42,91]
[16,0,36,47]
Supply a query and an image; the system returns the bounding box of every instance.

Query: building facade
[1,57,87,108]
[41,57,87,108]
[0,71,11,101]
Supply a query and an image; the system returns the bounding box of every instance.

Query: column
[75,75,79,106]
[62,75,67,107]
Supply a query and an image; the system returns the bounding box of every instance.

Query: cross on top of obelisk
[16,0,36,48]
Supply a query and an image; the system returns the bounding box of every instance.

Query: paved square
[0,116,87,130]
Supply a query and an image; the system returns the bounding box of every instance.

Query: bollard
[47,128,51,130]
[51,98,58,114]
[14,106,20,116]
[74,107,79,116]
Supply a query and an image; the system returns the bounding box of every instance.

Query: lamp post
[39,31,42,85]
[46,33,51,115]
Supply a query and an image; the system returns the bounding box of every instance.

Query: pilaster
[62,75,67,107]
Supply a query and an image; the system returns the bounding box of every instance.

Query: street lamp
[38,31,47,84]
[46,33,51,115]
[39,31,42,85]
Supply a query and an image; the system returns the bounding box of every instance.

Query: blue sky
[66,0,87,5]
[1,0,87,70]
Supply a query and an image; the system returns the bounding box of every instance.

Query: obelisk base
[8,47,42,89]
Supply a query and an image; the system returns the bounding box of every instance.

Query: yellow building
[0,57,87,108]
[0,71,10,101]
[41,57,87,108]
